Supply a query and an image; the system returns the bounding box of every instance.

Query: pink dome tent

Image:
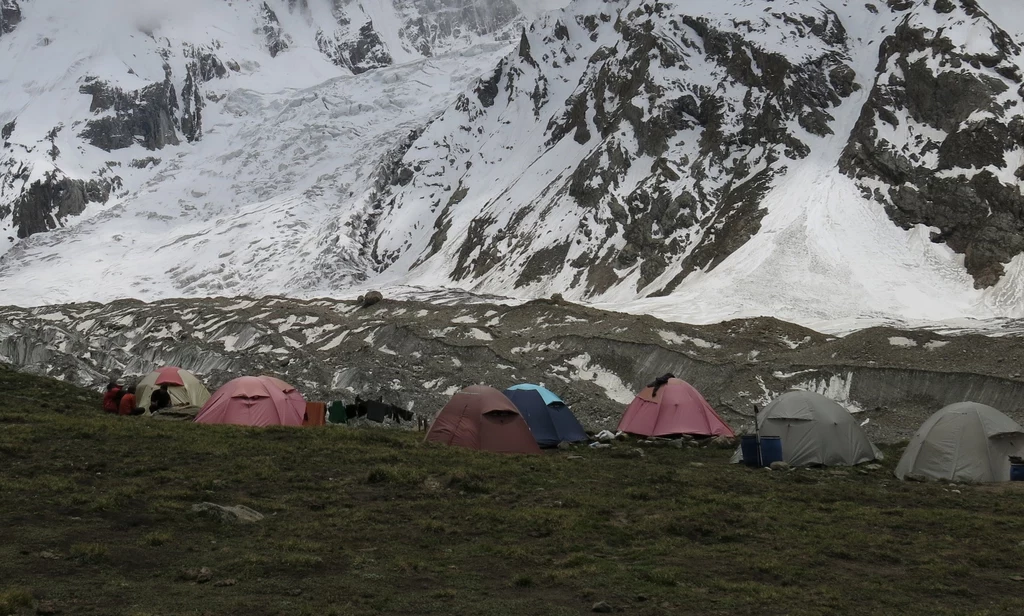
[194,376,306,427]
[618,377,734,438]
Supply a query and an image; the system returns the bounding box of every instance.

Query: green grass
[2,363,1024,615]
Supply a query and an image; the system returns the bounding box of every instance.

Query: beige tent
[895,402,1024,483]
[137,366,211,411]
[732,390,881,467]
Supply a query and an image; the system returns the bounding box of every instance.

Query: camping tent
[732,390,881,466]
[618,377,733,438]
[503,384,587,448]
[895,402,1024,483]
[194,376,306,427]
[426,385,540,454]
[137,366,211,410]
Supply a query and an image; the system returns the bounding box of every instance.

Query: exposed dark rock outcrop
[1,118,15,143]
[319,21,393,74]
[78,75,181,151]
[840,13,1024,288]
[6,174,112,239]
[259,2,290,58]
[0,0,21,37]
[180,64,204,144]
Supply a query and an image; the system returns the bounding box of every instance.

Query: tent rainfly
[194,376,306,427]
[504,384,587,448]
[895,402,1024,483]
[426,386,540,454]
[732,390,882,467]
[137,366,211,410]
[618,377,734,438]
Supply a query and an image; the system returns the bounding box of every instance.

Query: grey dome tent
[895,402,1024,483]
[732,390,881,467]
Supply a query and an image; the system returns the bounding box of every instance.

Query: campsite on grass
[4,358,1024,615]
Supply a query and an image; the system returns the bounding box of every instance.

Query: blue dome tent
[503,384,588,448]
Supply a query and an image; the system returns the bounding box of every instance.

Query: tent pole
[753,404,761,468]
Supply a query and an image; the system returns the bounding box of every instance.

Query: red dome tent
[426,386,541,454]
[618,377,734,438]
[194,376,306,427]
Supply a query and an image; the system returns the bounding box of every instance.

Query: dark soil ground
[3,364,1024,616]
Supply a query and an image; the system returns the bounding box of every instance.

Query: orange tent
[426,386,540,454]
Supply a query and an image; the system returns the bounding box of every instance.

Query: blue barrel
[759,436,784,467]
[740,435,760,467]
[1011,464,1024,482]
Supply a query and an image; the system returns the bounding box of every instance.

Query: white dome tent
[895,403,1024,484]
[733,390,881,467]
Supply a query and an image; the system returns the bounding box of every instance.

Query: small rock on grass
[181,567,213,583]
[1009,575,1024,582]
[769,461,790,471]
[864,463,883,470]
[709,435,736,448]
[213,578,237,587]
[191,502,264,524]
[592,601,614,613]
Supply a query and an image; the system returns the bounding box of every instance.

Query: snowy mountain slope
[0,0,524,236]
[1,0,1024,334]
[0,0,522,301]
[366,0,1024,327]
[370,0,871,293]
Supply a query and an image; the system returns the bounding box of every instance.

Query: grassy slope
[2,364,1024,616]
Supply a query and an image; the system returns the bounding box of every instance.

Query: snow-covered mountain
[1,0,1023,332]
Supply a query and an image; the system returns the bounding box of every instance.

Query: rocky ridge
[0,0,20,38]
[840,0,1024,288]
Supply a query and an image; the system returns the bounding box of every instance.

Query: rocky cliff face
[0,0,20,38]
[6,174,113,239]
[840,0,1024,289]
